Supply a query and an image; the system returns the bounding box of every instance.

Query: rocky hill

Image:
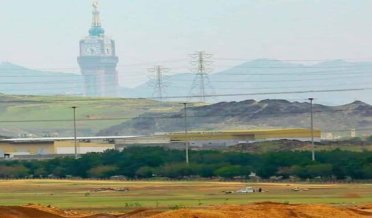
[0,94,185,137]
[98,99,372,138]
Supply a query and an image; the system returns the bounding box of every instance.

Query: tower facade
[78,2,119,97]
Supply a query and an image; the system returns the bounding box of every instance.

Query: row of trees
[0,147,371,180]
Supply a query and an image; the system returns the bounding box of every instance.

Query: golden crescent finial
[93,1,99,10]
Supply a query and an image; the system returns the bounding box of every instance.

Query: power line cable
[0,107,369,123]
[0,86,370,104]
[154,87,372,100]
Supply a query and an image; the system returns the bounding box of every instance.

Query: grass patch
[0,180,370,212]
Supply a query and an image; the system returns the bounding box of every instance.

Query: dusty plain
[0,180,371,218]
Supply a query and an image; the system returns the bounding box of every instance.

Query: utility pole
[148,65,169,101]
[183,103,189,165]
[190,51,213,102]
[308,98,315,161]
[72,106,78,159]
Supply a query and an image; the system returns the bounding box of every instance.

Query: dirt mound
[150,202,372,218]
[355,204,372,213]
[0,206,161,218]
[0,206,64,218]
[0,203,370,218]
[343,193,362,198]
[25,204,83,217]
[85,214,118,218]
[116,208,163,218]
[91,187,129,193]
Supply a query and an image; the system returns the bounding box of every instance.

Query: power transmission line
[2,58,372,71]
[1,67,372,79]
[218,70,372,76]
[0,59,188,71]
[155,87,371,100]
[0,87,369,103]
[0,73,370,85]
[214,57,372,62]
[169,81,372,90]
[0,73,370,93]
[0,106,369,123]
[0,79,369,94]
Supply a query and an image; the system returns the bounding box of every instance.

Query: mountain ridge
[0,62,83,95]
[1,59,372,105]
[119,59,372,105]
[98,99,372,138]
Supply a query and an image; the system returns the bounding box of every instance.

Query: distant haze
[0,0,372,102]
[1,59,372,105]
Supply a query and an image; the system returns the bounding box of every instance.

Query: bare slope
[0,203,371,218]
[150,203,372,218]
[99,99,372,137]
[0,94,183,137]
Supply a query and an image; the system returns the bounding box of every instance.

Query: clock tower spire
[92,1,101,27]
[89,1,105,37]
[77,1,119,97]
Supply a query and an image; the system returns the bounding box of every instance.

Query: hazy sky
[1,0,372,86]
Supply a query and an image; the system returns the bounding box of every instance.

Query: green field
[0,180,370,213]
[0,94,185,136]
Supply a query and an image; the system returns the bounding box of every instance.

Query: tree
[34,167,48,178]
[158,163,194,178]
[136,166,155,178]
[305,164,333,178]
[0,165,29,178]
[289,165,307,178]
[361,164,372,179]
[215,165,243,178]
[0,148,370,180]
[87,165,118,178]
[52,166,67,178]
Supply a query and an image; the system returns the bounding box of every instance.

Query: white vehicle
[236,186,254,193]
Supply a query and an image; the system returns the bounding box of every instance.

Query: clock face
[82,43,101,56]
[86,47,97,55]
[105,47,112,55]
[104,42,113,55]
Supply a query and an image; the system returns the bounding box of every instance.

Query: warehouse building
[0,140,114,159]
[167,128,321,147]
[0,128,320,159]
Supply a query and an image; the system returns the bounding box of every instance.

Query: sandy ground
[0,180,371,217]
[0,202,371,218]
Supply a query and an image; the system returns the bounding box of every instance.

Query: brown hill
[99,99,372,138]
[0,206,64,218]
[0,203,371,218]
[150,202,372,218]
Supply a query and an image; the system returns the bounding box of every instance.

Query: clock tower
[78,2,119,97]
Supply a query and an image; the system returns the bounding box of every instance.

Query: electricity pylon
[148,65,169,100]
[189,51,214,102]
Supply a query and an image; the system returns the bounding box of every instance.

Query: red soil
[0,202,371,218]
